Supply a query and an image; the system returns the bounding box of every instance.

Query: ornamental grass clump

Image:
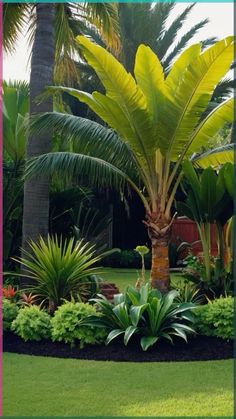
[12,235,104,312]
[51,301,107,348]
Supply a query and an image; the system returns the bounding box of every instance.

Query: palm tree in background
[3,2,119,253]
[118,3,216,73]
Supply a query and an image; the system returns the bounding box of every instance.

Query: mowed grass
[3,353,233,417]
[99,267,184,292]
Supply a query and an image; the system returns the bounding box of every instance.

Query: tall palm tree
[3,2,120,252]
[118,3,215,74]
[26,36,234,292]
[3,3,120,84]
[22,3,55,251]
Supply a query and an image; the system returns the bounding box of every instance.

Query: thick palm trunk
[150,235,170,292]
[144,212,172,293]
[22,4,55,251]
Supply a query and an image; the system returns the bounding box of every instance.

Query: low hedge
[51,302,107,348]
[194,296,233,340]
[11,305,51,341]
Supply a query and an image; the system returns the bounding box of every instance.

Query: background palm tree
[3,2,120,253]
[118,3,216,73]
[26,36,234,292]
[22,3,55,252]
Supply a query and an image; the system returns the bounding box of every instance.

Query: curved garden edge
[3,332,233,363]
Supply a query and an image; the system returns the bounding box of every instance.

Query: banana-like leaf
[77,35,156,162]
[134,44,165,125]
[187,98,234,157]
[164,37,234,159]
[193,144,235,169]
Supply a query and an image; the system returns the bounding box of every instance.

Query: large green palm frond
[25,151,149,210]
[155,4,196,60]
[163,23,216,70]
[118,3,213,74]
[29,111,136,177]
[3,3,120,84]
[3,3,29,53]
[82,2,120,54]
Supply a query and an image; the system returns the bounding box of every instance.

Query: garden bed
[4,331,232,362]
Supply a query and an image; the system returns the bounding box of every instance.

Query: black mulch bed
[3,331,233,362]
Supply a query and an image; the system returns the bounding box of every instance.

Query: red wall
[171,217,218,256]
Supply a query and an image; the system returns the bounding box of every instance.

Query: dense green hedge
[194,297,233,340]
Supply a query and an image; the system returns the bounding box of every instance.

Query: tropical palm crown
[3,2,120,83]
[27,35,234,292]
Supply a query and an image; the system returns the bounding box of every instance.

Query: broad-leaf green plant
[177,161,233,282]
[80,284,196,351]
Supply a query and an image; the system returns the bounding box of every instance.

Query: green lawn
[3,353,233,417]
[99,267,184,292]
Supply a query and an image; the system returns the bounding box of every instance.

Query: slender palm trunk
[22,4,55,252]
[144,212,172,292]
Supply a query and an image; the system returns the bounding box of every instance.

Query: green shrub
[11,305,51,341]
[51,302,106,348]
[194,297,233,340]
[81,284,196,351]
[2,298,19,331]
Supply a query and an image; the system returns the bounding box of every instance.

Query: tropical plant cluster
[4,284,233,351]
[79,284,197,351]
[3,2,235,361]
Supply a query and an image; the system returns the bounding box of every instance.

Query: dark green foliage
[194,297,233,340]
[11,306,51,341]
[102,242,189,269]
[183,254,233,299]
[3,81,29,270]
[2,298,19,331]
[51,302,106,347]
[80,284,196,351]
[171,278,204,305]
[101,249,151,269]
[118,3,212,73]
